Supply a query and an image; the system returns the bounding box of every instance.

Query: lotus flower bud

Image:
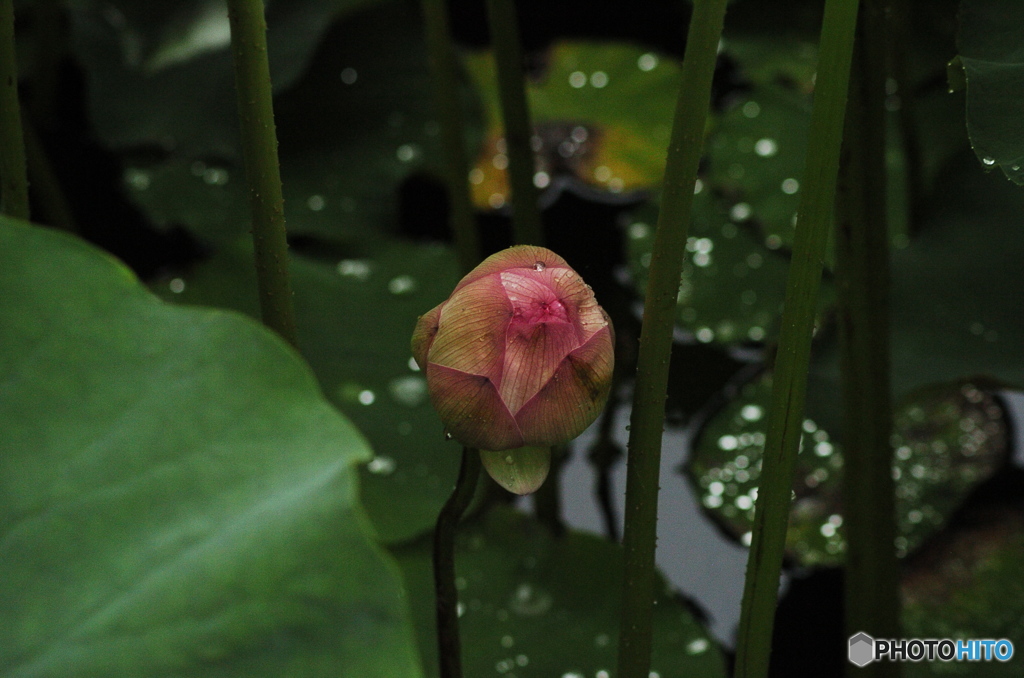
[412,245,614,453]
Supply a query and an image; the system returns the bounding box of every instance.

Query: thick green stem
[484,0,543,246]
[422,0,480,274]
[433,447,482,678]
[226,0,298,348]
[733,2,860,677]
[616,2,727,677]
[837,2,901,676]
[0,0,29,220]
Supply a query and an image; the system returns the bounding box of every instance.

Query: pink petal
[500,311,579,416]
[527,266,607,344]
[427,364,524,450]
[514,326,614,446]
[411,302,443,369]
[427,275,513,386]
[452,245,569,294]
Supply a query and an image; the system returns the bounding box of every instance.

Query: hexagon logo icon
[849,632,875,667]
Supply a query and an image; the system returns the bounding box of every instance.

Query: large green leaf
[157,238,463,543]
[806,153,1024,433]
[0,219,422,677]
[957,0,1024,183]
[392,508,727,678]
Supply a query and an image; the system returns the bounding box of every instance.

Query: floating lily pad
[687,375,1007,566]
[0,218,423,677]
[686,374,845,566]
[109,0,475,243]
[392,507,727,678]
[706,86,820,257]
[722,35,818,93]
[890,382,1008,556]
[624,190,798,345]
[156,237,464,543]
[957,0,1024,183]
[463,41,682,207]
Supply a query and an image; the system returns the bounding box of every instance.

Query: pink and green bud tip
[412,245,615,494]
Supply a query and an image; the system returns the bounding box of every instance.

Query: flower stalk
[484,0,543,247]
[422,0,480,274]
[616,1,728,677]
[836,1,901,674]
[432,446,482,678]
[733,1,861,677]
[226,0,298,348]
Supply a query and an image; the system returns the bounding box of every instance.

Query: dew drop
[533,261,546,271]
[124,168,151,190]
[337,259,372,281]
[629,222,650,240]
[367,456,396,475]
[730,202,752,221]
[388,275,417,294]
[740,404,763,421]
[307,194,326,211]
[396,144,418,162]
[389,375,427,407]
[203,167,229,185]
[981,156,996,167]
[637,53,658,71]
[444,430,454,441]
[754,138,778,157]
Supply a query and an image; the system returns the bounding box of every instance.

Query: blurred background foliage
[3,0,1023,675]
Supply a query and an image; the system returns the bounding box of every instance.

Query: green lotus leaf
[0,217,422,677]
